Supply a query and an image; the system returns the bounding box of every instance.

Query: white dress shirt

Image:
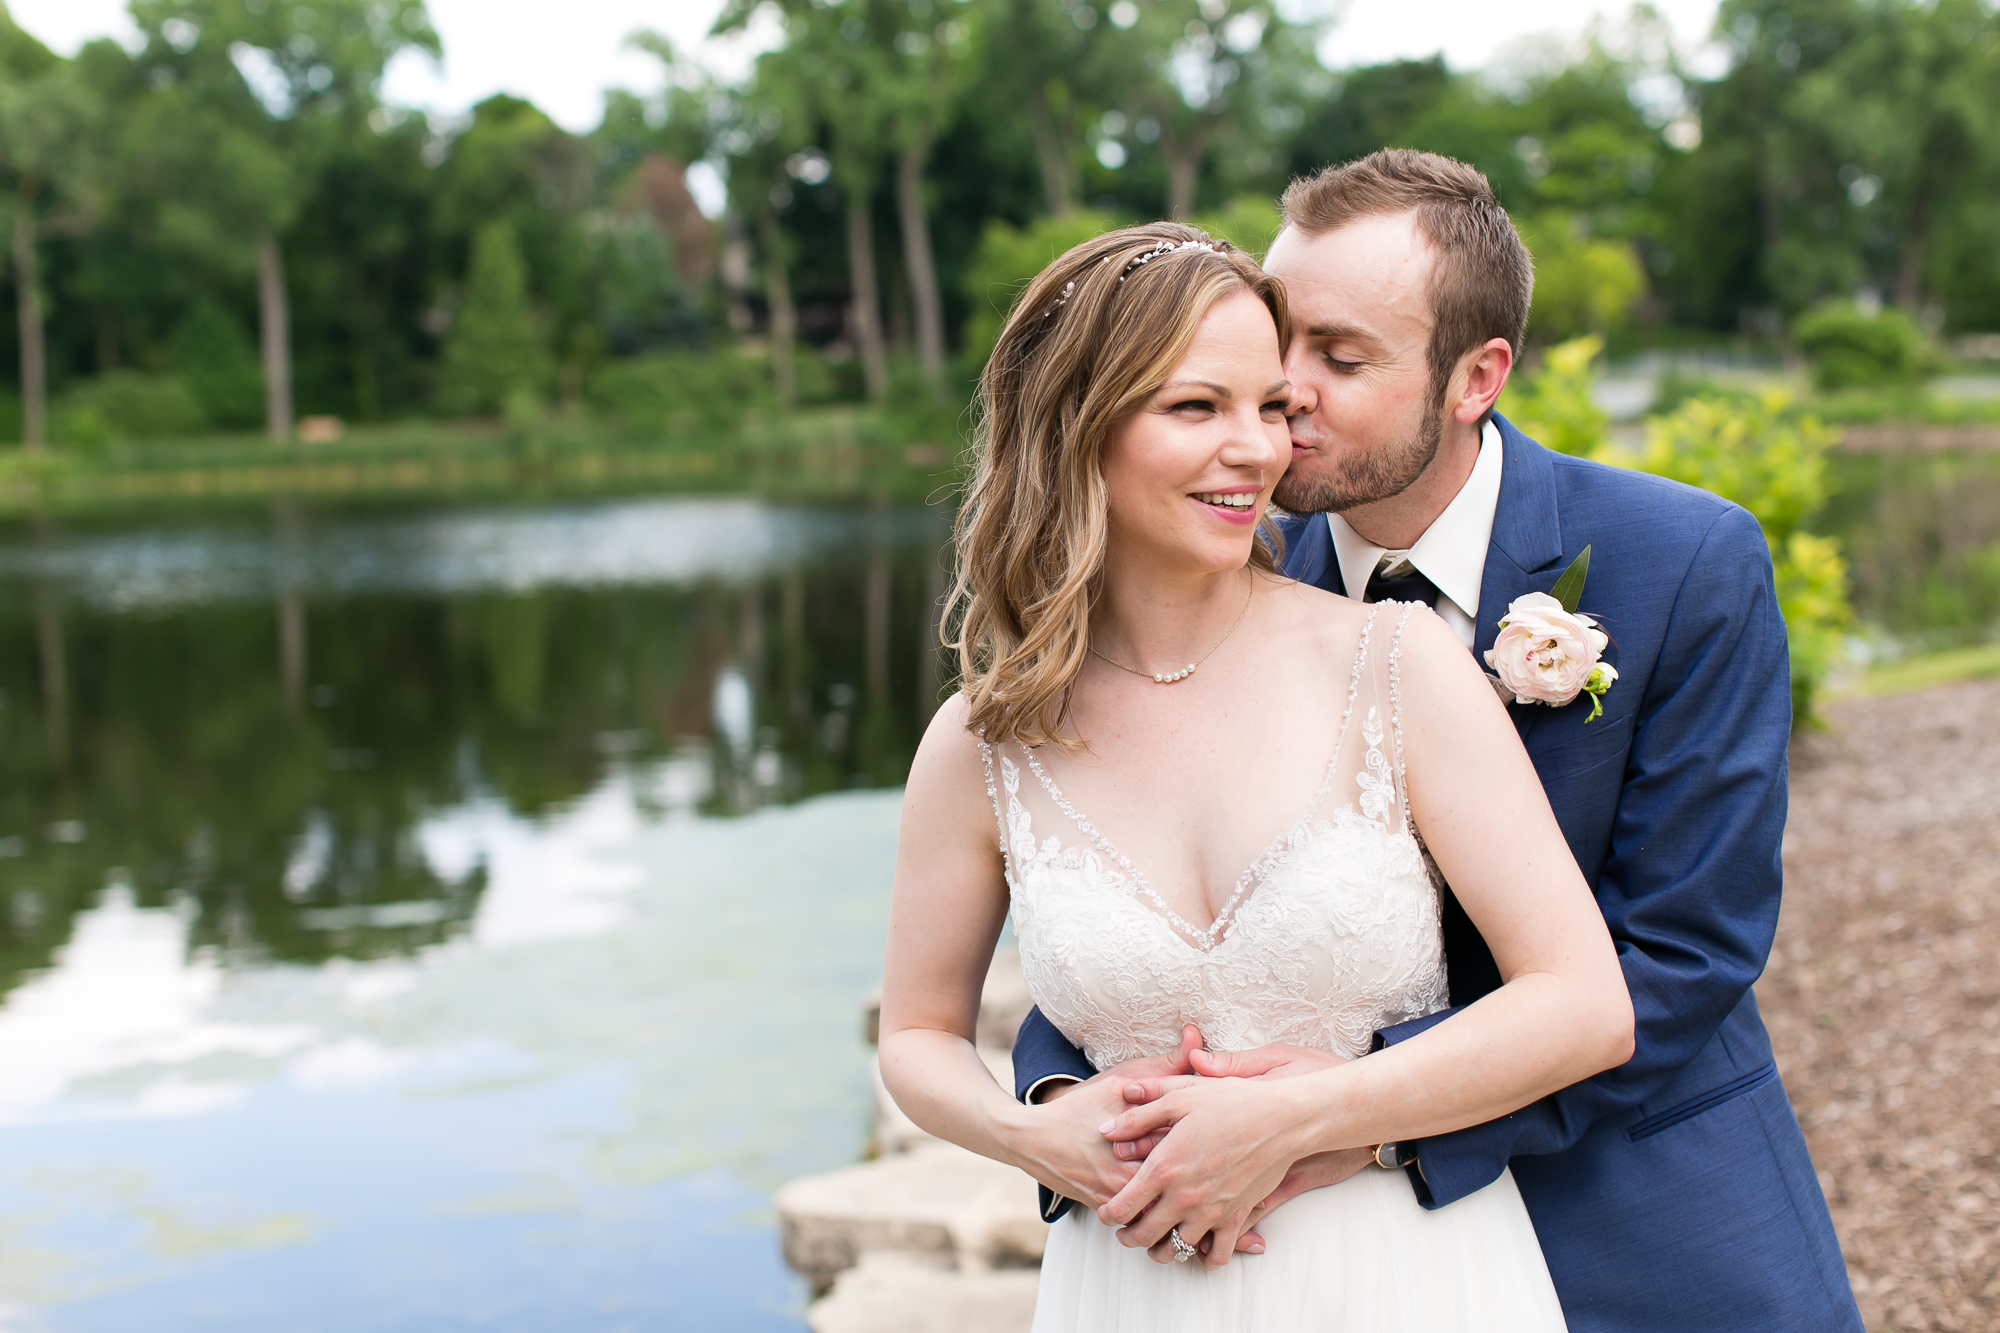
[1327,419,1505,650]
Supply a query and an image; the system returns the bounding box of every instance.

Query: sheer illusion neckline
[1015,606,1384,953]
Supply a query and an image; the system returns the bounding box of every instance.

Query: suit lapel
[1279,511,1347,595]
[1476,416,1569,744]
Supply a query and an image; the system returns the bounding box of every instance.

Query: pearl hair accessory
[1117,237,1221,284]
[1040,279,1076,319]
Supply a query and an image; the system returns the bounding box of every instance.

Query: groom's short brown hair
[1280,149,1534,415]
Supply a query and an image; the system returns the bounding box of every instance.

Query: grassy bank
[0,407,965,518]
[1845,642,2000,697]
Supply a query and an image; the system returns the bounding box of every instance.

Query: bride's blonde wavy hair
[946,221,1291,750]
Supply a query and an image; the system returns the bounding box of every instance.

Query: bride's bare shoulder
[1262,571,1378,654]
[902,691,1002,826]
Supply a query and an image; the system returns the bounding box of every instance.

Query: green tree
[123,0,438,439]
[1789,0,2000,314]
[1116,0,1323,219]
[172,298,263,428]
[438,220,550,416]
[0,8,96,450]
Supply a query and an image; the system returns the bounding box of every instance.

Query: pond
[0,495,954,1332]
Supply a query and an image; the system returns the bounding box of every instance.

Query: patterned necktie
[1363,553,1442,608]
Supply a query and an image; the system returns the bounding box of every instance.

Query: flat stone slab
[777,1140,1045,1293]
[807,1253,1039,1333]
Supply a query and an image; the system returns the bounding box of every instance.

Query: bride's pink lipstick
[1188,486,1263,526]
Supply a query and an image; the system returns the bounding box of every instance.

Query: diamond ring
[1167,1226,1197,1263]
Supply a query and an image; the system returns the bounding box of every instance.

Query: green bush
[1517,214,1646,344]
[1189,195,1283,259]
[586,349,775,432]
[49,372,209,448]
[439,220,554,416]
[1792,303,1931,390]
[0,388,20,444]
[1639,393,1851,722]
[1501,335,1613,461]
[961,211,1119,373]
[172,300,265,429]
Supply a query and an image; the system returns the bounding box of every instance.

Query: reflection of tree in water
[0,512,949,1001]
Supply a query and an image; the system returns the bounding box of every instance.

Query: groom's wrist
[1024,1074,1083,1105]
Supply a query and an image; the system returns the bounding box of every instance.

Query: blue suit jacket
[1011,418,1860,1331]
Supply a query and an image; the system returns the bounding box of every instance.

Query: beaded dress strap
[974,732,1011,866]
[1385,602,1416,833]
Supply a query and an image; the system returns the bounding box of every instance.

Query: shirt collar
[1326,419,1505,621]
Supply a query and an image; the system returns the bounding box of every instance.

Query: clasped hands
[1023,1025,1374,1270]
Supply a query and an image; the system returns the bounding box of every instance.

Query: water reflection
[0,497,950,1000]
[0,496,949,1330]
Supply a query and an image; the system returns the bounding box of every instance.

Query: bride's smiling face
[1100,290,1292,577]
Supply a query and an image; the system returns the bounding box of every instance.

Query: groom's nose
[1283,348,1320,423]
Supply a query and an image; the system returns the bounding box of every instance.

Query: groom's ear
[1453,337,1515,425]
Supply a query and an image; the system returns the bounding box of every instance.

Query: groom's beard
[1274,407,1444,516]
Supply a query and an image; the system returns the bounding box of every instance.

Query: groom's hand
[1243,1148,1375,1230]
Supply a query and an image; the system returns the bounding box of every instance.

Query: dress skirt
[1030,1165,1568,1332]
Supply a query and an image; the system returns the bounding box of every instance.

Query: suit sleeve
[1012,1004,1097,1102]
[1377,504,1792,1208]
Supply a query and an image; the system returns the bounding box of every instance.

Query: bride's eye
[1168,399,1214,416]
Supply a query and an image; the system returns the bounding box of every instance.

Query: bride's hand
[1006,1026,1204,1208]
[1094,1075,1317,1268]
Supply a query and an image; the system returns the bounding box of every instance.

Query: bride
[876,222,1632,1331]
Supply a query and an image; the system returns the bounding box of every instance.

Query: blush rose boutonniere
[1483,546,1618,723]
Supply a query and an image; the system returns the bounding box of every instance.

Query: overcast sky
[10,0,1726,135]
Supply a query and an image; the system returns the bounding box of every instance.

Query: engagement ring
[1167,1227,1197,1263]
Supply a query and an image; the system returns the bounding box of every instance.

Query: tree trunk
[845,194,889,402]
[1160,128,1207,221]
[1026,98,1077,217]
[12,179,46,451]
[896,137,947,399]
[1894,193,1931,313]
[758,207,799,412]
[34,572,66,768]
[257,231,294,441]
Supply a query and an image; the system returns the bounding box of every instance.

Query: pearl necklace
[1089,579,1254,685]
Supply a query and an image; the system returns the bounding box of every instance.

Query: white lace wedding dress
[980,605,1568,1332]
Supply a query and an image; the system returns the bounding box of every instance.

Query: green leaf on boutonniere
[1549,544,1593,614]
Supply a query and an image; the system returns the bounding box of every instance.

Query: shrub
[1640,393,1851,722]
[1189,195,1283,258]
[1501,335,1613,461]
[172,299,265,429]
[586,349,775,432]
[1792,303,1930,390]
[960,211,1119,372]
[1517,214,1646,344]
[438,220,553,416]
[49,372,209,448]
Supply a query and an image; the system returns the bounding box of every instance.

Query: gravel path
[1762,678,2000,1332]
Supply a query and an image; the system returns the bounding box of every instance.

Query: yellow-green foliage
[961,211,1119,371]
[1502,335,1613,461]
[1639,393,1851,724]
[1502,337,1855,724]
[1189,195,1284,259]
[1517,215,1646,344]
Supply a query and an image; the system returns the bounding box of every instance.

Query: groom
[1009,150,1861,1331]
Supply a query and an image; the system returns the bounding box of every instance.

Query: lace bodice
[980,604,1448,1068]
